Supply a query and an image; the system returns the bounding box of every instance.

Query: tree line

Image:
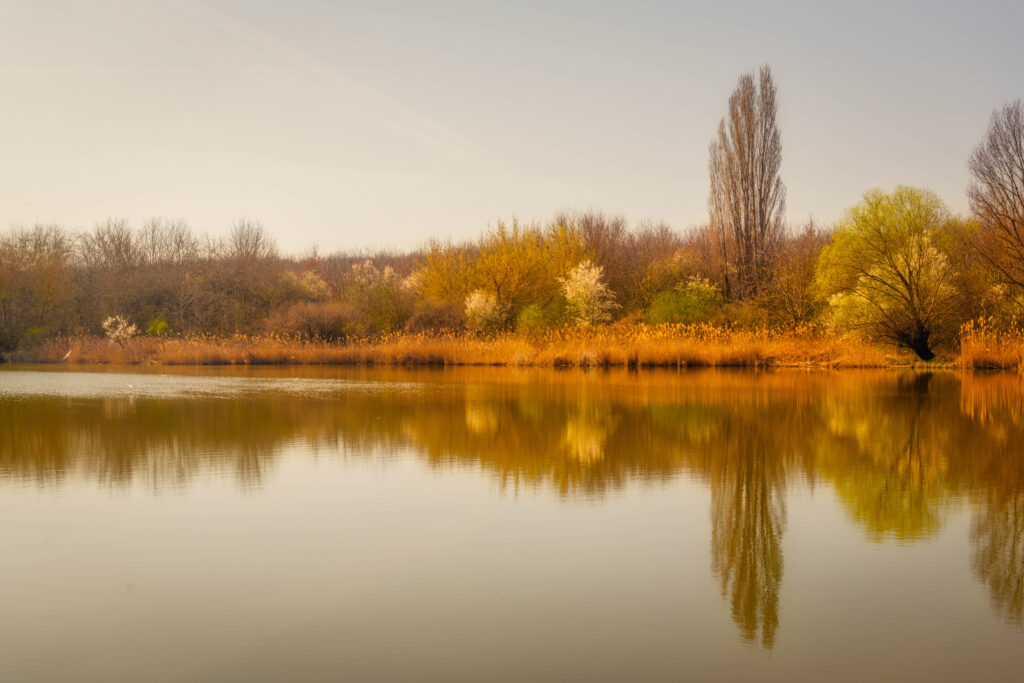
[1,66,1022,360]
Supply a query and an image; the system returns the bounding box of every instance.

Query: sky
[0,0,1021,252]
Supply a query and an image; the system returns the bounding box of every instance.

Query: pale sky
[0,0,1021,252]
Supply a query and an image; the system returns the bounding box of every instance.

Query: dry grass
[955,319,1024,370]
[10,323,911,368]
[526,323,896,368]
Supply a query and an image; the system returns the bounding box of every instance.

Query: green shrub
[646,277,723,324]
[515,299,566,336]
[515,304,545,335]
[147,318,171,336]
[20,326,48,347]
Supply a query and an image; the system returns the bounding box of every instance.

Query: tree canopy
[816,186,961,360]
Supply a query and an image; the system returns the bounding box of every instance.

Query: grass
[9,323,915,368]
[954,318,1024,370]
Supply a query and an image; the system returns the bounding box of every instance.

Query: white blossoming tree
[341,259,410,334]
[464,289,506,335]
[101,315,138,344]
[559,260,618,327]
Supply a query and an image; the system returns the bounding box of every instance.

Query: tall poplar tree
[708,66,786,300]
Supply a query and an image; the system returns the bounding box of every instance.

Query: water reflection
[708,419,785,647]
[2,368,1024,643]
[973,491,1024,627]
[820,373,953,542]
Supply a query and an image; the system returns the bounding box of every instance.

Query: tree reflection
[972,492,1024,626]
[3,368,1024,639]
[560,403,617,463]
[708,422,785,647]
[817,373,953,542]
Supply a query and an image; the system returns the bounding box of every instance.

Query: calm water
[1,365,1023,682]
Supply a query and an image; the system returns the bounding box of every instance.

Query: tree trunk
[908,329,935,361]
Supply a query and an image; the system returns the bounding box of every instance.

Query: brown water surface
[1,365,1022,681]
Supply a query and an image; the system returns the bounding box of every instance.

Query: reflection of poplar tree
[971,492,1024,626]
[709,425,785,648]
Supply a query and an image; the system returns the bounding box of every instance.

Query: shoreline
[5,326,1016,370]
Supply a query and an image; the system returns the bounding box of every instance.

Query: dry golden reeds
[10,323,911,368]
[955,318,1024,371]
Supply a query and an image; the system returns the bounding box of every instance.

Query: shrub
[515,299,566,336]
[340,260,410,334]
[721,301,771,329]
[646,277,723,325]
[265,301,357,341]
[464,289,506,336]
[101,316,138,344]
[147,317,170,336]
[280,270,330,302]
[405,300,463,333]
[647,292,686,325]
[559,260,618,327]
[20,326,48,347]
[515,304,546,336]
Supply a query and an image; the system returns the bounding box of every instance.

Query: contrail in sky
[160,0,487,161]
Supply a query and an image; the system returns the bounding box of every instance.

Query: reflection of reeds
[958,371,1024,431]
[16,324,897,368]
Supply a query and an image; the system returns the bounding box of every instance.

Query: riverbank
[0,324,933,368]
[6,321,1023,369]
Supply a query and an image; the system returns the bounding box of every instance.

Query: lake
[1,366,1022,682]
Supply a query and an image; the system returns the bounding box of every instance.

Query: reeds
[955,319,1024,370]
[11,323,905,368]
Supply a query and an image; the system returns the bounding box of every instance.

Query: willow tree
[968,100,1024,305]
[708,65,786,300]
[816,187,960,361]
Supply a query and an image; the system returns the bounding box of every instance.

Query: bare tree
[78,219,141,271]
[764,219,829,325]
[619,221,686,310]
[133,219,203,333]
[75,219,144,330]
[708,65,786,300]
[0,224,74,349]
[968,100,1024,305]
[552,210,630,298]
[224,219,278,262]
[138,218,200,267]
[215,219,281,332]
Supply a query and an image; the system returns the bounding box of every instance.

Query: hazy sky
[1,0,1021,252]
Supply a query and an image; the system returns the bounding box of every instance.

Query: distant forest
[2,67,1022,361]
